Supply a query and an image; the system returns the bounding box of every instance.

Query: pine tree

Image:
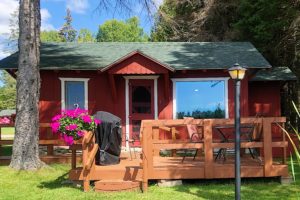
[10,0,44,170]
[59,8,77,42]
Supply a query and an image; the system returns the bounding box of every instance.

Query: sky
[176,81,225,113]
[0,0,163,59]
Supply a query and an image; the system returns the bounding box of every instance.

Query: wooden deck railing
[82,131,97,192]
[140,117,288,192]
[0,123,82,168]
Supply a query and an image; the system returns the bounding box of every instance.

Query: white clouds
[0,0,18,35]
[41,9,55,31]
[0,0,55,34]
[153,0,164,7]
[66,0,89,14]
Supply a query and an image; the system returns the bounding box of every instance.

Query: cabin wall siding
[40,70,252,123]
[39,70,286,157]
[248,81,281,117]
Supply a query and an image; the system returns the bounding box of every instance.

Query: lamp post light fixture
[228,63,247,200]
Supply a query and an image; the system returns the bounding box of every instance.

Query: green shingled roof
[0,42,271,70]
[251,67,298,81]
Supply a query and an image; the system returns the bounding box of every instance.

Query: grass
[1,127,14,135]
[0,163,299,200]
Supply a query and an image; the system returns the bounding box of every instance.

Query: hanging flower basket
[50,109,101,145]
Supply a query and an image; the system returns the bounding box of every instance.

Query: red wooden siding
[108,54,169,74]
[248,81,281,117]
[40,70,253,124]
[38,54,285,157]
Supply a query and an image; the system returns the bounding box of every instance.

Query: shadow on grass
[37,172,81,191]
[171,177,294,199]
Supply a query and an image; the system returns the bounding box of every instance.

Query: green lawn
[0,163,299,200]
[1,127,14,135]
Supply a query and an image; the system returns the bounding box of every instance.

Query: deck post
[82,131,94,192]
[71,147,76,169]
[142,121,153,192]
[204,119,213,178]
[263,118,273,177]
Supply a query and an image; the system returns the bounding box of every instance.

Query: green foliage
[177,105,225,119]
[151,0,239,42]
[40,31,63,42]
[96,17,149,42]
[59,8,77,42]
[234,0,297,54]
[0,71,16,110]
[277,101,300,184]
[77,29,95,43]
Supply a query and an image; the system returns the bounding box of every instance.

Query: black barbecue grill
[94,111,122,165]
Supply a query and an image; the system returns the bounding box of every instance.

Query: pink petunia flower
[63,134,74,145]
[94,119,101,125]
[0,117,10,124]
[65,124,78,131]
[51,122,60,133]
[82,115,92,123]
[52,114,62,122]
[77,130,84,137]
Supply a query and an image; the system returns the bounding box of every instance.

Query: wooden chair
[182,124,203,162]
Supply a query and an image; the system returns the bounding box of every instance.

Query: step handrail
[82,130,97,192]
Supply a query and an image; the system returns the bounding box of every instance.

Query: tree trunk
[9,0,44,170]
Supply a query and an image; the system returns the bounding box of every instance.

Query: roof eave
[99,50,175,73]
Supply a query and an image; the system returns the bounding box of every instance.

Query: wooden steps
[94,180,141,192]
[69,165,143,181]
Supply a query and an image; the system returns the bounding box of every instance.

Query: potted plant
[50,109,101,145]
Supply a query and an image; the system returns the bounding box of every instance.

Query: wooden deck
[69,117,289,192]
[0,123,82,165]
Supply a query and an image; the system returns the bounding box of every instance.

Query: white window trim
[172,77,230,119]
[123,75,159,149]
[59,78,90,110]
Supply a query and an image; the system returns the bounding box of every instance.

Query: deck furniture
[182,124,203,162]
[214,124,256,161]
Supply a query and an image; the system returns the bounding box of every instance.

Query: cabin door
[129,79,154,146]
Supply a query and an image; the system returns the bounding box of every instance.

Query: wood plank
[153,139,200,144]
[271,165,289,177]
[94,180,141,192]
[204,119,213,178]
[69,166,143,181]
[39,123,50,128]
[141,122,150,192]
[213,165,264,178]
[0,140,13,145]
[263,118,273,177]
[272,141,288,148]
[151,168,205,179]
[84,143,99,170]
[153,128,160,156]
[212,141,287,149]
[153,143,203,150]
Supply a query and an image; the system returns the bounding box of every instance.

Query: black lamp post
[228,63,247,200]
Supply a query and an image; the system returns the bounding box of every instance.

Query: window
[172,78,229,119]
[60,78,89,110]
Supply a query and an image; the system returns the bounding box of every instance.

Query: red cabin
[0,42,297,153]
